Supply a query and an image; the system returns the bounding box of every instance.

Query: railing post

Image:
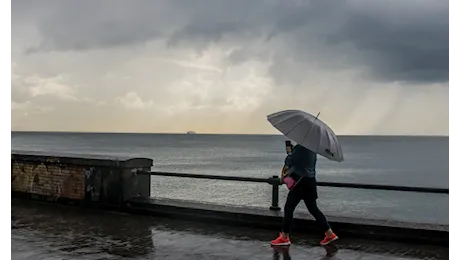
[268,175,281,211]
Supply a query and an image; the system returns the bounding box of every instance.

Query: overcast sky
[11,0,449,135]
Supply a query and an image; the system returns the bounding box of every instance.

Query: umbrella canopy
[267,109,344,162]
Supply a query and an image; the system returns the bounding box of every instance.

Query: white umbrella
[267,109,344,162]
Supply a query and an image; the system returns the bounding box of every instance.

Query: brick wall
[12,159,86,200]
[12,151,153,204]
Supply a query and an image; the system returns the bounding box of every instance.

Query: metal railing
[139,171,449,211]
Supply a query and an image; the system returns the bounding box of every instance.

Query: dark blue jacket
[284,144,317,178]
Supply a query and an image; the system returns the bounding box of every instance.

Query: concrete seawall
[11,150,153,205]
[11,151,448,247]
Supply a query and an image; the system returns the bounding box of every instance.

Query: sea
[11,132,449,225]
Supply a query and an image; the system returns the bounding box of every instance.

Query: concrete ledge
[11,150,152,168]
[126,197,448,247]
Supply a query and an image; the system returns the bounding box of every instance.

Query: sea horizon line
[10,130,449,138]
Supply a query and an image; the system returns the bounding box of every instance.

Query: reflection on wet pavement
[12,199,448,260]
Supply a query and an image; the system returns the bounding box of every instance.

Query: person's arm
[285,146,302,167]
[280,165,287,183]
[285,146,309,178]
[284,153,294,167]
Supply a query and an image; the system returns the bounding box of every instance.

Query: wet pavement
[12,199,448,260]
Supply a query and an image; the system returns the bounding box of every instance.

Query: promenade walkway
[12,199,448,260]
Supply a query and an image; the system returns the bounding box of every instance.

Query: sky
[11,0,449,135]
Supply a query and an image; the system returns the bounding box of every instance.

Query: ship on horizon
[186,131,196,135]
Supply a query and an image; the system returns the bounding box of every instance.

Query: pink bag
[283,176,298,190]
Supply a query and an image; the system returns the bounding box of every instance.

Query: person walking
[271,142,338,246]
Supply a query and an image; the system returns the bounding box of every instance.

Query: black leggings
[282,178,330,234]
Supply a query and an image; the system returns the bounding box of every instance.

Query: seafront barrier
[11,151,153,205]
[11,151,448,246]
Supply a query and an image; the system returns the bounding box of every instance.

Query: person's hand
[280,166,284,181]
[280,166,288,183]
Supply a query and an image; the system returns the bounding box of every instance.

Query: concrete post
[121,158,153,201]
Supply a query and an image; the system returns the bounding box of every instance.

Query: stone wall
[11,151,153,205]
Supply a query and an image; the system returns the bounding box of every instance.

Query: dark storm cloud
[12,0,448,83]
[260,1,449,83]
[317,11,449,83]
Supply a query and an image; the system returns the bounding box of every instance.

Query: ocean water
[11,132,449,225]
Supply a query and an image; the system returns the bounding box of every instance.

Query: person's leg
[304,200,338,245]
[301,178,332,233]
[281,190,302,237]
[271,189,302,245]
[304,200,331,233]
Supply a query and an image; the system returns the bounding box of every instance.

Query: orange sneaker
[320,233,338,245]
[271,233,291,246]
